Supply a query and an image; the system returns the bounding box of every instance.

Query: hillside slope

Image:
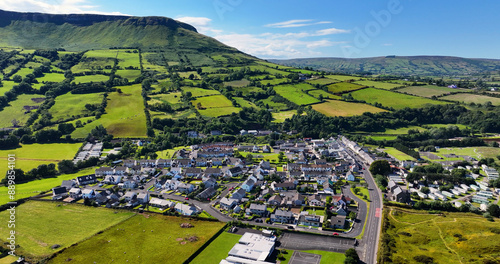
[270,56,500,76]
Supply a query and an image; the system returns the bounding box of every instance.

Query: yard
[312,100,387,117]
[0,201,135,262]
[48,214,225,264]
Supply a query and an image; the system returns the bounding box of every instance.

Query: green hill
[269,56,500,76]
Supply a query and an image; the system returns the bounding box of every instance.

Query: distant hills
[269,56,500,76]
[0,9,236,53]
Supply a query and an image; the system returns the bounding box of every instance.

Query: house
[298,214,322,227]
[225,167,243,177]
[204,167,222,177]
[123,160,136,167]
[332,195,351,206]
[127,165,142,175]
[393,187,411,203]
[334,206,348,216]
[76,175,97,185]
[211,130,222,136]
[121,179,138,189]
[231,188,247,200]
[164,179,181,190]
[178,183,195,194]
[137,193,149,204]
[271,209,294,223]
[259,160,271,170]
[69,187,81,199]
[156,159,171,168]
[187,131,199,138]
[346,172,355,182]
[103,175,122,184]
[220,197,238,210]
[176,159,191,168]
[272,181,296,191]
[262,145,271,153]
[267,195,283,206]
[241,176,257,192]
[330,215,346,229]
[52,187,68,200]
[284,193,305,207]
[95,190,110,205]
[60,180,75,190]
[308,195,324,207]
[194,158,209,167]
[196,187,216,200]
[247,204,267,216]
[202,177,218,189]
[185,168,202,177]
[322,182,334,194]
[81,188,96,199]
[95,167,114,177]
[212,158,223,166]
[149,198,174,209]
[175,203,199,215]
[114,166,127,175]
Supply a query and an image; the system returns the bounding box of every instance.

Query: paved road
[341,185,366,238]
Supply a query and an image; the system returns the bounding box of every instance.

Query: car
[333,232,339,236]
[184,197,189,200]
[98,183,103,187]
[287,226,294,229]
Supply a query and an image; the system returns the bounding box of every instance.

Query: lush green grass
[72,74,110,83]
[149,92,182,105]
[305,209,326,217]
[0,94,45,128]
[425,123,469,130]
[182,86,221,97]
[192,95,234,109]
[49,214,225,264]
[312,100,387,117]
[440,93,500,106]
[302,250,346,264]
[0,80,15,95]
[354,80,404,90]
[0,255,18,264]
[273,84,320,105]
[115,69,141,80]
[327,82,366,94]
[237,86,265,96]
[435,147,500,160]
[116,49,140,68]
[272,110,298,122]
[150,109,197,119]
[382,126,426,135]
[36,73,66,83]
[383,147,416,161]
[259,78,289,86]
[191,232,241,264]
[351,88,449,110]
[307,78,338,86]
[382,207,500,264]
[397,85,469,98]
[197,107,241,117]
[224,79,250,87]
[233,97,259,109]
[49,92,104,122]
[71,84,147,138]
[308,89,341,100]
[0,201,135,262]
[366,135,398,141]
[259,96,289,110]
[325,75,361,81]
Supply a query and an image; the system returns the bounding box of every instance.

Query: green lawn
[49,214,225,264]
[397,85,469,98]
[0,201,135,262]
[312,100,387,117]
[49,92,104,122]
[72,74,110,83]
[0,94,45,128]
[302,250,346,264]
[351,88,449,110]
[273,84,321,105]
[440,93,500,106]
[383,147,416,161]
[71,84,147,138]
[305,209,326,217]
[191,232,241,264]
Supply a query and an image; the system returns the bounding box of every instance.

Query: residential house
[156,159,171,168]
[52,187,68,200]
[123,191,137,202]
[308,195,324,207]
[121,179,138,189]
[69,187,81,199]
[204,168,222,177]
[202,177,218,189]
[330,215,346,229]
[81,188,96,199]
[271,209,294,223]
[247,204,267,216]
[137,193,149,204]
[178,183,195,194]
[267,195,283,206]
[176,159,191,168]
[175,203,199,215]
[197,187,216,200]
[195,158,209,167]
[127,165,142,175]
[334,206,348,216]
[123,160,136,167]
[284,193,305,207]
[259,160,271,170]
[60,180,75,190]
[76,175,97,185]
[241,176,257,192]
[262,145,271,153]
[220,197,238,210]
[149,198,174,209]
[185,168,202,178]
[332,195,351,206]
[95,167,114,177]
[298,214,322,227]
[225,167,243,178]
[103,175,122,184]
[164,179,181,190]
[211,158,223,166]
[231,188,247,200]
[114,166,127,175]
[346,171,355,182]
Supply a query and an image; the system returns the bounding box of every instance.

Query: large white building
[221,232,276,264]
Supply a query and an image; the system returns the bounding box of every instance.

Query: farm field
[36,73,66,83]
[366,135,398,141]
[182,86,220,97]
[327,82,366,94]
[197,106,241,117]
[49,214,225,264]
[383,126,426,135]
[71,84,147,138]
[237,86,264,95]
[150,109,197,119]
[272,110,298,122]
[307,78,338,85]
[440,93,500,106]
[224,79,250,87]
[233,97,259,109]
[308,89,341,100]
[424,123,469,130]
[72,74,110,83]
[435,147,500,161]
[191,232,241,264]
[380,207,500,264]
[312,100,387,117]
[0,94,45,128]
[116,50,140,68]
[273,84,320,105]
[0,201,135,262]
[259,78,288,86]
[397,85,468,98]
[0,80,15,95]
[259,96,289,110]
[115,69,141,80]
[149,92,182,105]
[354,80,403,90]
[383,147,416,161]
[351,88,449,110]
[192,95,233,109]
[49,92,104,122]
[325,75,361,81]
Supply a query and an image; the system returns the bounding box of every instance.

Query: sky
[1,0,499,59]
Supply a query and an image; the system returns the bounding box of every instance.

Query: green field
[307,78,338,86]
[192,95,234,109]
[259,78,289,86]
[440,93,500,106]
[397,85,468,98]
[435,147,500,160]
[149,92,182,105]
[150,109,197,119]
[49,214,225,264]
[0,201,135,261]
[197,107,241,117]
[381,207,500,264]
[366,135,398,141]
[0,94,45,128]
[72,74,110,83]
[116,49,140,68]
[115,69,141,80]
[351,88,449,110]
[182,87,221,97]
[71,84,147,138]
[354,80,404,90]
[325,75,361,81]
[71,51,116,73]
[383,126,426,134]
[49,92,104,122]
[280,250,346,264]
[273,84,320,105]
[0,80,15,95]
[312,100,387,117]
[237,86,265,96]
[36,73,66,83]
[224,79,250,87]
[191,232,241,264]
[259,96,289,110]
[383,147,416,161]
[327,82,366,94]
[233,97,259,109]
[308,89,341,100]
[272,110,298,122]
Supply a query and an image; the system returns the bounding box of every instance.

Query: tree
[344,248,359,264]
[58,160,76,174]
[12,75,22,83]
[369,160,391,176]
[488,204,500,218]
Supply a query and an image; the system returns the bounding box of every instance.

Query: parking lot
[279,232,354,253]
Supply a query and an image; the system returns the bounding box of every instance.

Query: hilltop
[269,56,500,76]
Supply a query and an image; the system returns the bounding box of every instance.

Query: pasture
[233,97,259,109]
[0,201,134,262]
[383,126,426,134]
[440,93,500,106]
[308,89,341,100]
[307,78,338,86]
[197,107,241,117]
[327,82,366,94]
[273,84,320,105]
[0,94,45,128]
[350,88,449,109]
[312,100,387,117]
[237,86,265,96]
[115,69,141,80]
[36,73,66,83]
[224,79,250,87]
[259,78,289,86]
[48,214,225,264]
[383,147,416,161]
[72,74,110,83]
[116,49,140,68]
[354,80,403,90]
[182,86,221,97]
[272,110,299,123]
[150,109,197,120]
[192,95,234,109]
[0,80,15,95]
[259,96,289,110]
[397,85,467,98]
[49,92,104,122]
[71,84,147,138]
[381,207,500,264]
[325,74,361,81]
[149,92,182,105]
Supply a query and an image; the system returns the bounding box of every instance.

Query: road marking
[375,208,381,218]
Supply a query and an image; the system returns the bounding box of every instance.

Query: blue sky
[1,0,499,59]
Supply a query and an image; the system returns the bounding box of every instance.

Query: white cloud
[265,19,332,28]
[176,16,223,35]
[0,0,127,15]
[315,27,350,36]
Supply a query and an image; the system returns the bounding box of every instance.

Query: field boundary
[182,223,228,264]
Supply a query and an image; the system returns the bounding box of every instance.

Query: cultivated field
[224,79,250,87]
[307,78,338,86]
[0,94,45,128]
[312,100,387,117]
[0,201,135,262]
[325,75,361,81]
[308,89,341,100]
[440,93,500,106]
[354,80,403,90]
[72,74,110,83]
[259,96,289,110]
[327,82,366,94]
[71,84,147,138]
[192,95,234,109]
[49,92,104,122]
[397,85,468,98]
[36,73,66,83]
[116,49,140,68]
[182,87,220,97]
[233,97,259,109]
[149,92,182,105]
[273,84,320,105]
[381,207,500,264]
[115,69,141,80]
[49,214,225,264]
[272,110,299,122]
[351,88,449,110]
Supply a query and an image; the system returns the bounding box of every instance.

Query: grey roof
[249,203,267,211]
